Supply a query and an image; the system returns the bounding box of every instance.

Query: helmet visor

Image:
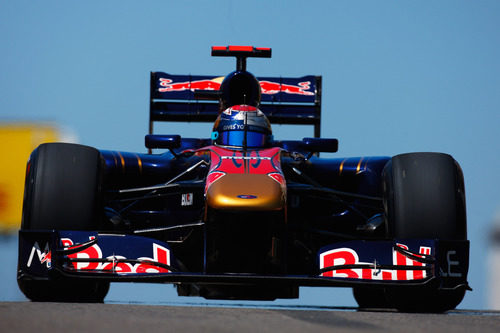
[218,130,267,148]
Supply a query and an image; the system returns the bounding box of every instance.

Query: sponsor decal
[158,78,221,92]
[319,243,431,281]
[259,80,315,96]
[237,195,257,199]
[268,172,285,185]
[27,242,52,268]
[440,250,462,278]
[222,123,245,131]
[61,238,170,273]
[27,238,171,274]
[392,243,430,280]
[158,78,315,96]
[181,193,193,206]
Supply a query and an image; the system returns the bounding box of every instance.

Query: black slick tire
[352,286,391,309]
[18,143,109,302]
[382,152,467,313]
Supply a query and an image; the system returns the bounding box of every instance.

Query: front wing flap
[18,230,176,279]
[318,239,469,290]
[18,230,469,290]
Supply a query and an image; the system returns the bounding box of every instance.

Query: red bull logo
[259,80,314,96]
[319,243,432,281]
[158,77,314,96]
[60,238,171,273]
[26,238,171,274]
[159,78,221,92]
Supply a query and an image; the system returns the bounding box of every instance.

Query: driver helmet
[219,70,261,111]
[212,105,273,148]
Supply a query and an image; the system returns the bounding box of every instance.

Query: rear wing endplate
[149,72,322,138]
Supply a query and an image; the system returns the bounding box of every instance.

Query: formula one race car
[18,46,470,312]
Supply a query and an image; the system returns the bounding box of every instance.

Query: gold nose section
[206,174,285,211]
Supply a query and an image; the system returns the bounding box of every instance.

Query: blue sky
[1,1,500,309]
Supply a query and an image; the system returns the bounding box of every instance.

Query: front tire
[19,143,109,302]
[382,152,467,312]
[352,286,391,309]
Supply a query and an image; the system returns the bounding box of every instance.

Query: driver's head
[212,105,272,148]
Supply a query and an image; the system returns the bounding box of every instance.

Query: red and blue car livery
[18,46,469,312]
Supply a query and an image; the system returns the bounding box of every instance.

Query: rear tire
[19,143,109,302]
[382,152,467,312]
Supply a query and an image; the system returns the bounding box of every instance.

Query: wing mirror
[302,138,338,153]
[145,135,181,150]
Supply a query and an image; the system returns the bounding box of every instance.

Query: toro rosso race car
[18,46,470,312]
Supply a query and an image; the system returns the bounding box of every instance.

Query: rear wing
[149,73,322,137]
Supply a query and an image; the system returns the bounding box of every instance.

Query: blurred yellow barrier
[0,123,59,233]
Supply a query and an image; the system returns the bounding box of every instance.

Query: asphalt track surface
[1,302,499,333]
